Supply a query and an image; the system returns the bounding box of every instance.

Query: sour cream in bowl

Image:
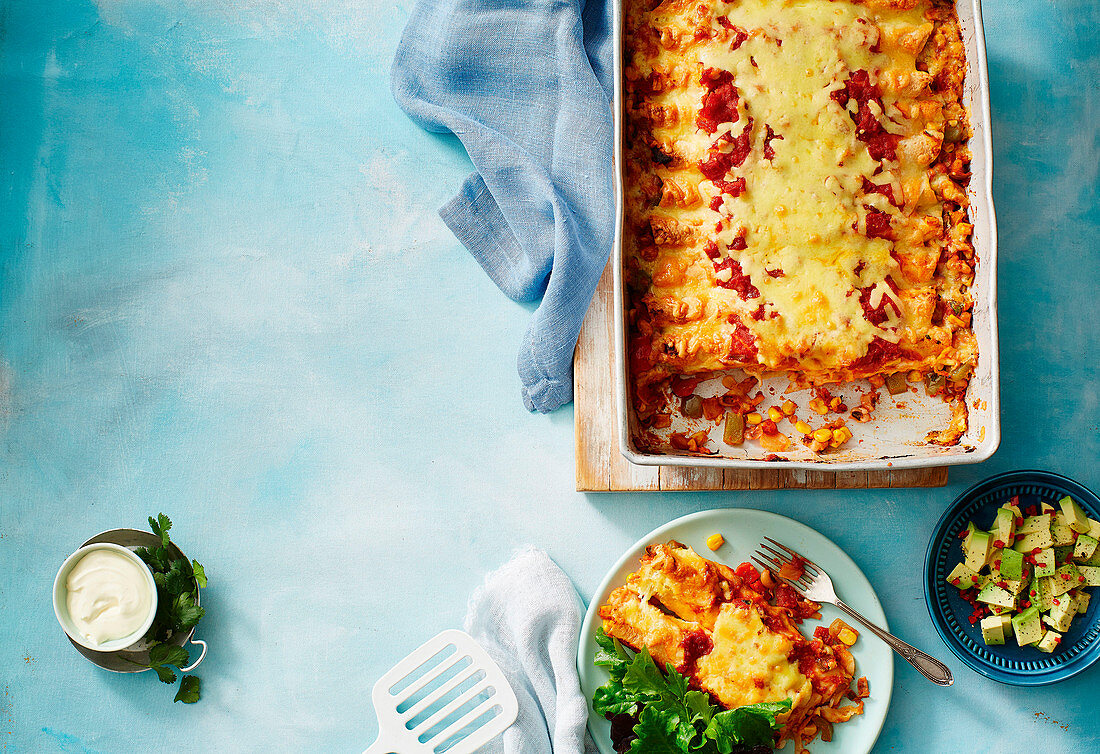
[53,543,158,652]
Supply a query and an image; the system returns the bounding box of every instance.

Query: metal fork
[753,537,953,686]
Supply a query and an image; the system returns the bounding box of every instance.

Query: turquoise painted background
[1,0,1097,751]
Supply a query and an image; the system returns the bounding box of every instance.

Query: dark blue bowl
[925,470,1100,685]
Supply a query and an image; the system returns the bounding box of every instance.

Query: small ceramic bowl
[54,528,208,673]
[53,542,158,653]
[925,470,1100,685]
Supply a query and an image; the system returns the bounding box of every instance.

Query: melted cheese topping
[625,0,976,387]
[696,602,813,710]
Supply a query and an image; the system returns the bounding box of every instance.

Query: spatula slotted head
[365,629,518,754]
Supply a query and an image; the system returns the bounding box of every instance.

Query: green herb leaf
[170,592,205,630]
[174,676,201,704]
[149,513,173,546]
[141,513,207,705]
[165,560,193,596]
[149,643,190,669]
[152,664,177,684]
[192,560,207,589]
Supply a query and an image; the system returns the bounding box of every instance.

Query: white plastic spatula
[363,629,518,754]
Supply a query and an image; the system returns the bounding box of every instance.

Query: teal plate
[577,508,892,754]
[925,470,1100,686]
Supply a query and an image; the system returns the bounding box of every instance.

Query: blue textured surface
[0,1,1097,752]
[926,471,1100,686]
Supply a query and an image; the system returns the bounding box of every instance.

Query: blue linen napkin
[391,0,615,413]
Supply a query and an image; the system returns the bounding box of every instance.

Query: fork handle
[833,599,953,686]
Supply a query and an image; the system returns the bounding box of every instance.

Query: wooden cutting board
[574,262,948,492]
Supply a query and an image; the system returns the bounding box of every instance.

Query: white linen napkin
[464,548,599,754]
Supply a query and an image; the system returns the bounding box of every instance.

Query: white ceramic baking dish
[612,0,999,471]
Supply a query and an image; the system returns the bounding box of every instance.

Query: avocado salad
[947,495,1100,651]
[593,628,790,754]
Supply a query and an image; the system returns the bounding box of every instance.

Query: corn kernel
[768,406,784,422]
[706,533,725,551]
[908,370,922,382]
[781,400,797,415]
[829,397,843,410]
[833,427,853,443]
[809,398,828,415]
[795,420,812,435]
[813,428,832,443]
[946,314,965,328]
[810,439,828,453]
[838,628,859,646]
[746,412,763,425]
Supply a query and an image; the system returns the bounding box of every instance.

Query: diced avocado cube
[980,615,1011,645]
[1083,546,1100,567]
[1051,521,1076,547]
[1044,599,1076,632]
[1051,563,1083,597]
[989,603,1014,616]
[1074,534,1099,561]
[1088,518,1100,539]
[1003,501,1022,517]
[945,563,981,589]
[1059,495,1092,534]
[987,547,1004,573]
[1017,515,1051,536]
[1073,590,1091,614]
[1078,565,1100,587]
[999,548,1024,580]
[1013,529,1055,553]
[1041,501,1057,515]
[1036,630,1062,653]
[1029,576,1054,611]
[1012,606,1044,646]
[993,508,1017,548]
[977,583,1016,609]
[962,520,979,550]
[1034,548,1057,579]
[1054,545,1075,565]
[965,530,994,572]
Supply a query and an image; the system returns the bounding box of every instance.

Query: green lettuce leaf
[704,700,792,752]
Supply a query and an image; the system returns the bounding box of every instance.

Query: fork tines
[752,537,821,592]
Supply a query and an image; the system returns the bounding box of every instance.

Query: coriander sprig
[133,513,208,703]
